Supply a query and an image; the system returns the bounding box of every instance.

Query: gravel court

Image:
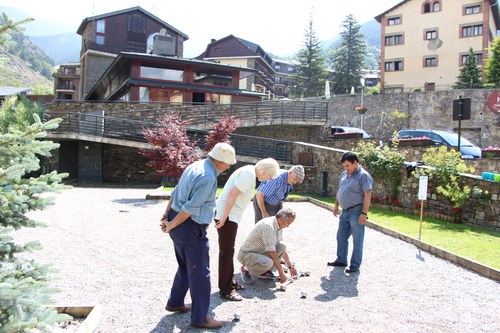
[13,187,500,333]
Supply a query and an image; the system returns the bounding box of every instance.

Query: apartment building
[196,35,296,98]
[375,0,500,92]
[52,63,80,100]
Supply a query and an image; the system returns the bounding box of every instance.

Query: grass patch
[298,194,500,270]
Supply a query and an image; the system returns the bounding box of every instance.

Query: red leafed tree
[204,115,242,152]
[139,114,200,178]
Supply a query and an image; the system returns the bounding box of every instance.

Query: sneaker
[258,270,277,280]
[241,266,254,283]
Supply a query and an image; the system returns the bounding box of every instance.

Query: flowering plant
[384,196,390,204]
[391,199,401,206]
[483,146,500,151]
[450,207,461,217]
[371,196,381,203]
[415,202,421,209]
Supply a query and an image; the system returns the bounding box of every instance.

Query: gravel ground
[14,187,500,333]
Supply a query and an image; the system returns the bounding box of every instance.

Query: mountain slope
[0,51,53,93]
[30,33,80,65]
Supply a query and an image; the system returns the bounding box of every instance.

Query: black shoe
[345,267,359,273]
[327,260,347,267]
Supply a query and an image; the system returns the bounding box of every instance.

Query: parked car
[394,129,481,158]
[330,126,372,138]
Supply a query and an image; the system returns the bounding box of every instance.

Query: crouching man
[237,208,298,284]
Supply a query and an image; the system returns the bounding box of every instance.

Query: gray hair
[255,158,279,178]
[276,207,296,221]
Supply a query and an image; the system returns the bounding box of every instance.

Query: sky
[1,0,402,58]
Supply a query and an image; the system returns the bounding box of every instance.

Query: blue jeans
[336,206,365,269]
[167,211,211,325]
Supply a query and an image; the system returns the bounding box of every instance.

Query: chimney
[152,35,176,56]
[211,39,216,43]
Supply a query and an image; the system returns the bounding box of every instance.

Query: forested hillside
[0,14,54,94]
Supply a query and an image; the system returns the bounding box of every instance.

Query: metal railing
[44,111,294,162]
[100,100,328,127]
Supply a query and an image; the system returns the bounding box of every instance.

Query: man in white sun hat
[160,142,236,330]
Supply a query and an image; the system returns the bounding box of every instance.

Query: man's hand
[279,270,288,284]
[289,266,298,278]
[160,219,172,233]
[262,211,270,218]
[333,206,340,217]
[358,214,367,225]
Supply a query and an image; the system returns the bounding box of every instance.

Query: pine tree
[454,47,483,89]
[331,14,367,94]
[293,19,327,98]
[0,114,71,332]
[0,96,44,133]
[484,37,500,87]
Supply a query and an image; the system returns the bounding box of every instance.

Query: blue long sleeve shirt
[171,158,219,224]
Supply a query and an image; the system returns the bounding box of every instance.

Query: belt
[171,209,209,229]
[344,203,362,211]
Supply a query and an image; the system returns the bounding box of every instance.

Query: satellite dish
[159,28,167,36]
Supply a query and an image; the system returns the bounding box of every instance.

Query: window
[385,60,404,71]
[128,14,146,33]
[96,35,104,45]
[140,66,184,81]
[424,3,431,13]
[287,67,293,73]
[96,19,105,33]
[275,65,281,70]
[387,16,401,26]
[461,53,483,65]
[465,5,480,15]
[385,34,403,46]
[433,2,440,12]
[462,24,483,37]
[215,47,222,52]
[424,56,437,67]
[425,30,437,40]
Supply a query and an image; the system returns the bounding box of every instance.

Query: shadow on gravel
[113,198,160,207]
[149,311,192,332]
[314,267,359,302]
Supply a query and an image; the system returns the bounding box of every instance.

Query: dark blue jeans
[336,205,365,269]
[167,211,210,325]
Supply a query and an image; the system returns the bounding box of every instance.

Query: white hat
[208,142,237,165]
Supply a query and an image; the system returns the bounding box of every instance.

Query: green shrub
[355,141,406,200]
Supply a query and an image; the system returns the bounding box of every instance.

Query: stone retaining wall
[292,142,500,230]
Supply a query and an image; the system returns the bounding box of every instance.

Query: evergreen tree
[0,114,71,332]
[0,96,44,133]
[454,47,483,89]
[331,14,367,94]
[293,19,327,98]
[484,37,500,87]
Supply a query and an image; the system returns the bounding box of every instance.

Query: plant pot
[54,305,101,333]
[481,150,500,158]
[332,132,363,139]
[390,138,433,147]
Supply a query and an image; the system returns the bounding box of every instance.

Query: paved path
[15,188,500,333]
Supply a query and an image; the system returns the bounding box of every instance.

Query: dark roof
[196,34,266,59]
[85,52,258,100]
[375,0,500,27]
[76,6,188,39]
